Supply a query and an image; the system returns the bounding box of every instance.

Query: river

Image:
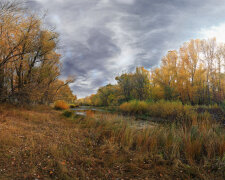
[71,106,157,128]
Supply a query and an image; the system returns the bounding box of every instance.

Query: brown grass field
[0,104,224,179]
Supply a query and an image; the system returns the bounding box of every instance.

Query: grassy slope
[0,104,224,179]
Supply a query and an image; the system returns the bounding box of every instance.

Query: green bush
[221,101,225,111]
[69,104,79,108]
[62,110,73,118]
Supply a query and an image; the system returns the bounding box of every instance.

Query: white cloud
[200,23,225,43]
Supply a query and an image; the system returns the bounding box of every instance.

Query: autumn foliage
[54,100,69,110]
[0,1,75,104]
[79,39,225,108]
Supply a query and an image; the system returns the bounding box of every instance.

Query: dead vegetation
[0,104,224,179]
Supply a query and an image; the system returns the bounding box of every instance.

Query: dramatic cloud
[26,0,225,98]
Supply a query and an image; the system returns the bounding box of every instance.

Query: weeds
[0,104,224,179]
[62,110,73,118]
[74,113,225,165]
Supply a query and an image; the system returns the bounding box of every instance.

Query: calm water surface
[71,106,156,128]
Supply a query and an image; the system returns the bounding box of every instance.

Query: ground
[0,104,224,179]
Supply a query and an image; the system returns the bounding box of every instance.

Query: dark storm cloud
[27,0,225,98]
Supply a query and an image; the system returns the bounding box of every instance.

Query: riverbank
[74,101,225,125]
[0,104,224,179]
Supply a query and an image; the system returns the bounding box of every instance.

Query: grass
[0,104,224,179]
[74,113,225,160]
[120,100,225,125]
[72,112,225,179]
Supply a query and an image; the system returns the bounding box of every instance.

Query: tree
[0,1,76,104]
[81,38,224,106]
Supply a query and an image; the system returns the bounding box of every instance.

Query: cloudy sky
[26,0,225,98]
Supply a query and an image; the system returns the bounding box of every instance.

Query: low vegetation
[54,100,69,110]
[62,110,74,118]
[119,100,225,125]
[74,113,225,178]
[0,104,224,179]
[69,104,79,108]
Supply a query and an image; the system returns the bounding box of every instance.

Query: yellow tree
[179,39,202,104]
[152,50,179,100]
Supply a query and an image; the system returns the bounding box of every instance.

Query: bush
[69,104,79,108]
[120,100,202,125]
[221,101,225,111]
[54,100,69,110]
[119,100,148,114]
[147,100,195,124]
[62,110,73,117]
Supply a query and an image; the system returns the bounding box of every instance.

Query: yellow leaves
[151,86,164,100]
[40,30,57,53]
[0,3,67,104]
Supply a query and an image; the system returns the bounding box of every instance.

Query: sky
[26,0,225,98]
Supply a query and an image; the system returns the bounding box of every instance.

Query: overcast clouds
[26,0,225,98]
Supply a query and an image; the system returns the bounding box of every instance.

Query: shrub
[54,100,69,110]
[119,100,148,115]
[221,101,225,111]
[120,100,201,125]
[69,104,79,108]
[62,110,73,117]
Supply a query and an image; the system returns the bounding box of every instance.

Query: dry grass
[120,100,192,117]
[119,100,220,125]
[0,104,224,179]
[75,113,225,160]
[73,112,225,179]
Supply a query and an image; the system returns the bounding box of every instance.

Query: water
[71,106,156,128]
[71,106,108,116]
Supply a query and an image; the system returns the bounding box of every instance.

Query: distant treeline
[0,1,75,104]
[79,38,225,106]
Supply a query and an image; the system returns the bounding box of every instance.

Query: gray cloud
[26,0,225,98]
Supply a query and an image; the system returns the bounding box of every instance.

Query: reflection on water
[72,106,108,116]
[71,106,156,128]
[75,111,86,116]
[72,106,106,112]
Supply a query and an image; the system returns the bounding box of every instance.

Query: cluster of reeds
[73,112,225,167]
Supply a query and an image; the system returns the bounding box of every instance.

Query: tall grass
[0,104,224,178]
[73,113,225,167]
[120,100,215,125]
